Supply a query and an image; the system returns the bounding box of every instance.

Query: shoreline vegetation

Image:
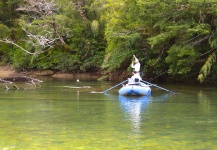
[1,1,217,83]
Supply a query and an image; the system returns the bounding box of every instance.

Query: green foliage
[0,24,11,38]
[91,20,99,36]
[0,0,106,73]
[6,0,22,5]
[0,0,21,27]
[51,53,81,71]
[0,43,11,64]
[137,0,217,82]
[102,48,132,72]
[1,0,217,82]
[103,0,144,73]
[209,31,217,48]
[166,45,197,74]
[11,49,30,69]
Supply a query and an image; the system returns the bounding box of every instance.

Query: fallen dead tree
[0,75,43,90]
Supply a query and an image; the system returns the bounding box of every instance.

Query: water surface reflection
[119,96,150,135]
[1,79,217,149]
[118,94,170,135]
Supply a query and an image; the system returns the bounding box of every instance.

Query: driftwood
[0,76,43,90]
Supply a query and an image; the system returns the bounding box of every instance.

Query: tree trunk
[73,0,88,25]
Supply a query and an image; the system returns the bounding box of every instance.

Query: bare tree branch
[17,0,57,18]
[52,18,65,45]
[189,35,210,46]
[0,0,72,55]
[0,23,62,55]
[0,38,37,55]
[72,0,88,24]
[22,26,59,48]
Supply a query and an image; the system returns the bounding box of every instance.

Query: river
[0,78,217,149]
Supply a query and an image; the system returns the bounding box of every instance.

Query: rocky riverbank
[0,66,15,78]
[0,66,101,80]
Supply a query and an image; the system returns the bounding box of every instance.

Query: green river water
[0,78,217,150]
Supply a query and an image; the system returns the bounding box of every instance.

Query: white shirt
[131,61,140,72]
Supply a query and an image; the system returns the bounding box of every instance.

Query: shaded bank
[1,66,217,84]
[0,66,101,80]
[0,66,15,78]
[0,65,129,81]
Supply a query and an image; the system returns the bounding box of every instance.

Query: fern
[198,51,216,83]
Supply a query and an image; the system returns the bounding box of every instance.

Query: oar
[103,80,128,93]
[141,80,176,94]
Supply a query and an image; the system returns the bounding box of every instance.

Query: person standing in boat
[128,55,141,85]
[131,55,140,75]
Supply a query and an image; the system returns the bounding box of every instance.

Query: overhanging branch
[0,38,37,55]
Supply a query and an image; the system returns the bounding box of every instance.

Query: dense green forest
[0,0,217,83]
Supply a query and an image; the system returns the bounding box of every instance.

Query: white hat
[134,58,139,62]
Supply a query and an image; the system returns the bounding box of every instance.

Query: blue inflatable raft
[119,84,151,96]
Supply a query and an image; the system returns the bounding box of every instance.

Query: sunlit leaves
[187,24,210,35]
[91,20,99,36]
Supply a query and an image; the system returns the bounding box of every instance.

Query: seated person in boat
[125,71,142,86]
[131,71,142,81]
